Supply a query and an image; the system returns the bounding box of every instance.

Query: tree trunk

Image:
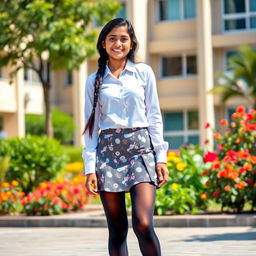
[39,60,53,137]
[43,85,53,137]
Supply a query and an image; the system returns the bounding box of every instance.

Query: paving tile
[0,227,255,256]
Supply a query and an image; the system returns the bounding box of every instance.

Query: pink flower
[204,122,210,128]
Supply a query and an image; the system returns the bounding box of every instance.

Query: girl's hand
[156,162,169,187]
[85,173,98,195]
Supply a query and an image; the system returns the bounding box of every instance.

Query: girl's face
[102,25,132,63]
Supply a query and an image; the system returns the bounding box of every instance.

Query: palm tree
[212,45,256,109]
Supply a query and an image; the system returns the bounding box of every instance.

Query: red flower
[220,119,228,126]
[204,122,210,128]
[73,188,79,194]
[217,144,224,151]
[246,114,254,121]
[213,192,219,198]
[218,169,228,178]
[203,152,218,163]
[246,179,253,185]
[239,167,246,174]
[236,105,246,114]
[245,123,256,131]
[212,162,220,169]
[202,170,208,176]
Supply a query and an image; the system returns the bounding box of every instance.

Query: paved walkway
[0,226,255,256]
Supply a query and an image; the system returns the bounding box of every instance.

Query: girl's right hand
[85,173,98,195]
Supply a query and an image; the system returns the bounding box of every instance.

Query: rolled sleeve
[82,73,100,175]
[144,66,168,163]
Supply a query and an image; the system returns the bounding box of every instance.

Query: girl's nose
[114,39,122,47]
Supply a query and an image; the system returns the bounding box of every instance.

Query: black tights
[100,182,161,256]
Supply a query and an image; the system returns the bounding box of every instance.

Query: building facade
[0,0,255,149]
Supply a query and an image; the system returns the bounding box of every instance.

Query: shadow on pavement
[183,230,256,242]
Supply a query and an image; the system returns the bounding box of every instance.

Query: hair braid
[83,56,107,137]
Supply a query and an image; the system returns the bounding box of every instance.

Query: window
[24,68,40,83]
[222,0,256,31]
[163,110,199,149]
[64,70,73,87]
[224,50,239,69]
[227,107,236,123]
[161,54,197,78]
[158,0,196,22]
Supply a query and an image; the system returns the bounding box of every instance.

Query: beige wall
[1,0,256,146]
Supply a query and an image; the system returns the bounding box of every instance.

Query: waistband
[100,127,148,135]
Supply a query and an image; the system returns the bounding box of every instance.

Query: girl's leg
[100,191,128,256]
[130,182,161,256]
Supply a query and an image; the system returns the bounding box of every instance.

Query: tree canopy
[0,0,120,137]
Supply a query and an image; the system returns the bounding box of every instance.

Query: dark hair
[83,18,138,137]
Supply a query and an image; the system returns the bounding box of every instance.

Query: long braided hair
[83,18,138,137]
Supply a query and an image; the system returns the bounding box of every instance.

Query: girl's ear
[130,42,133,50]
[102,40,106,49]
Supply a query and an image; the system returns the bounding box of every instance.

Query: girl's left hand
[156,162,169,187]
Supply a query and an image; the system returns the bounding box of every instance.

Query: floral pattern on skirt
[96,127,158,192]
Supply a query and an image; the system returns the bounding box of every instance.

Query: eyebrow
[107,34,129,37]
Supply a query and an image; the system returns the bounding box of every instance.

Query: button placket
[119,77,127,120]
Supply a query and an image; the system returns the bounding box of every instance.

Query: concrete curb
[0,212,255,228]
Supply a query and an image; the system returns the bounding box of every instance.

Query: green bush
[52,107,75,144]
[25,114,44,136]
[155,146,208,215]
[0,135,68,194]
[26,107,75,144]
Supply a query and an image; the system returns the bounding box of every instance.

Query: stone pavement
[0,226,255,256]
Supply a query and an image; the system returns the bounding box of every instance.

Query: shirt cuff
[82,150,96,175]
[155,149,167,163]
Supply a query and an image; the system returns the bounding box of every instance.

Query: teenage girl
[83,18,169,256]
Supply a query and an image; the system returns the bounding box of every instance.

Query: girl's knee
[132,218,153,236]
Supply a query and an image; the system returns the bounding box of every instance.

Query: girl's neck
[108,58,127,75]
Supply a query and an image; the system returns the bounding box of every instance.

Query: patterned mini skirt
[95,127,159,192]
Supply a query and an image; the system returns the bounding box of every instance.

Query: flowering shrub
[0,181,24,215]
[203,106,256,212]
[21,175,89,216]
[155,146,208,215]
[0,135,68,194]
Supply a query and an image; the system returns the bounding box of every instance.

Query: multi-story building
[0,0,255,150]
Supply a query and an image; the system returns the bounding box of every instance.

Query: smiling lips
[112,49,123,53]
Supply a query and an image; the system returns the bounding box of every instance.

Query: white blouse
[82,60,168,175]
